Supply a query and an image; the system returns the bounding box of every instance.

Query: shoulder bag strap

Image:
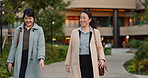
[16,28,21,47]
[93,29,99,56]
[93,29,108,71]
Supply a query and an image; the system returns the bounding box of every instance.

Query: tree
[139,0,148,24]
[3,0,25,47]
[25,0,70,43]
[132,0,148,25]
[3,0,70,46]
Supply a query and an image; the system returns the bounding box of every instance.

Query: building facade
[63,0,148,48]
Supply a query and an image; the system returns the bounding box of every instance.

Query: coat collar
[77,26,93,33]
[19,22,39,30]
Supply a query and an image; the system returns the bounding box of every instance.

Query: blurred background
[0,0,148,78]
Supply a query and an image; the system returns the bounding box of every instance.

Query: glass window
[118,17,124,27]
[94,17,112,27]
[94,17,125,27]
[65,16,80,27]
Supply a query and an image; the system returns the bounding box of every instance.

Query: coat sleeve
[37,27,45,60]
[65,31,73,66]
[7,27,20,63]
[96,29,105,61]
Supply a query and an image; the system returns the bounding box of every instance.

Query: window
[94,17,112,27]
[94,17,124,27]
[65,16,80,27]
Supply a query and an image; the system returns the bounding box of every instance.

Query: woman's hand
[65,65,70,73]
[8,63,13,72]
[39,59,45,70]
[98,59,106,68]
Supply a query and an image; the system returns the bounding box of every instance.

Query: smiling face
[80,12,92,28]
[24,15,34,27]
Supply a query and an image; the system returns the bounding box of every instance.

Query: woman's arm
[7,27,20,63]
[37,27,45,60]
[37,27,45,70]
[96,29,105,61]
[65,32,73,66]
[65,34,73,73]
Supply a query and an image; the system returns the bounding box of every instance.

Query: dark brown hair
[81,10,97,29]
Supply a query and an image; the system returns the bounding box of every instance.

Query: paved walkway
[10,48,148,78]
[99,53,136,78]
[42,51,137,78]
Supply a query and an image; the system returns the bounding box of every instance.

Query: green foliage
[135,42,148,62]
[144,37,148,41]
[128,39,141,48]
[124,59,135,73]
[124,38,148,75]
[45,44,68,64]
[132,0,148,25]
[138,60,148,75]
[24,0,70,42]
[0,46,12,78]
[140,0,148,8]
[0,43,68,77]
[104,48,111,55]
[3,0,71,43]
[3,0,25,23]
[124,58,148,75]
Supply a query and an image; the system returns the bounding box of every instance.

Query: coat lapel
[28,29,35,63]
[90,29,100,78]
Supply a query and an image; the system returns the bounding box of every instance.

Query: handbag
[93,29,107,76]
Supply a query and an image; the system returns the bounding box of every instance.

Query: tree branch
[13,0,24,13]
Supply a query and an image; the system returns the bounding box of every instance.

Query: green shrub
[128,39,140,48]
[45,44,68,64]
[135,42,148,62]
[144,37,148,41]
[124,41,148,75]
[124,58,136,73]
[104,48,111,55]
[0,46,13,78]
[0,43,68,77]
[127,64,136,73]
[143,61,148,71]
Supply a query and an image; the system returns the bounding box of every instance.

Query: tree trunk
[8,23,13,48]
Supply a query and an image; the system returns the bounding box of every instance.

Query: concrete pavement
[42,62,68,78]
[42,51,137,78]
[9,48,148,78]
[100,53,136,78]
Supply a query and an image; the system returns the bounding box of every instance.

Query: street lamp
[0,0,3,54]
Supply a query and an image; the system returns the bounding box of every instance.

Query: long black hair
[81,10,97,29]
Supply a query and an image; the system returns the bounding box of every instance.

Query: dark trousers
[79,55,94,78]
[19,50,28,78]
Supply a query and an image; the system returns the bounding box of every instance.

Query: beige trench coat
[65,28,105,78]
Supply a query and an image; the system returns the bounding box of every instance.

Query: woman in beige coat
[65,10,106,78]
